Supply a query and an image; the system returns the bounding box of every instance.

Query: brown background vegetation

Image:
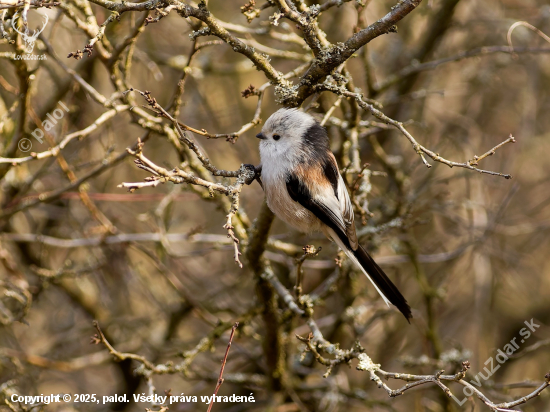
[0,0,549,411]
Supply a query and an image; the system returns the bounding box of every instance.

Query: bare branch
[375,46,550,93]
[319,83,516,179]
[284,0,423,105]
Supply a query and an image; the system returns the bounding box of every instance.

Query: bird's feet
[242,164,262,186]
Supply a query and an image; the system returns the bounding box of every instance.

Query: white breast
[260,144,323,234]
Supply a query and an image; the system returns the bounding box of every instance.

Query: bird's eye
[273,134,281,141]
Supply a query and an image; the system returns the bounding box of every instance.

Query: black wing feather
[286,173,348,245]
[323,158,339,199]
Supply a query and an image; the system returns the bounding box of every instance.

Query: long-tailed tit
[249,108,412,321]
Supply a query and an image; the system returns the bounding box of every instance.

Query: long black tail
[354,245,412,322]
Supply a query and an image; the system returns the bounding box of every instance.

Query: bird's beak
[256,132,267,140]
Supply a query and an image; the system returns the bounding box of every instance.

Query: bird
[251,108,412,321]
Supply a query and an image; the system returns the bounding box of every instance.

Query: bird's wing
[325,153,358,250]
[286,153,357,251]
[286,153,412,321]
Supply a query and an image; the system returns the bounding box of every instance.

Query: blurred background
[0,0,549,411]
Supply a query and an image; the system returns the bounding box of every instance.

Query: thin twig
[294,245,322,297]
[206,322,239,412]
